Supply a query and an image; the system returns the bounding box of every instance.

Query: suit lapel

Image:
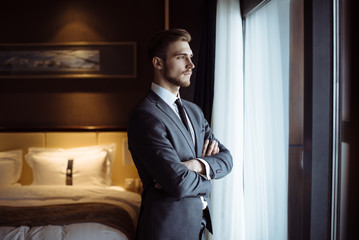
[147,91,196,156]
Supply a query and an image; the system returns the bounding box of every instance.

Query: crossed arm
[154,139,219,189]
[182,139,219,174]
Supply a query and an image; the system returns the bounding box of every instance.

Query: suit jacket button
[216,169,222,174]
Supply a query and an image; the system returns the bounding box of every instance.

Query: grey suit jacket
[128,90,233,240]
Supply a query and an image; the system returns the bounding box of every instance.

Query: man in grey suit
[128,29,233,240]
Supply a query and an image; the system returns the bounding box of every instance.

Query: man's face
[162,41,195,88]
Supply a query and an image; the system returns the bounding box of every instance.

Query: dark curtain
[193,0,217,124]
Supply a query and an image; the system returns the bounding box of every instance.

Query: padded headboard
[0,132,139,188]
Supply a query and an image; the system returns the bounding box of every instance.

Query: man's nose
[186,59,195,69]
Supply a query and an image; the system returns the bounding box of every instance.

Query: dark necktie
[175,98,191,134]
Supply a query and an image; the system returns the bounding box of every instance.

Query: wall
[0,0,205,130]
[341,0,359,239]
[288,0,304,239]
[289,0,334,239]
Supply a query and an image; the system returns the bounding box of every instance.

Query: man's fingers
[211,141,219,155]
[206,140,216,156]
[202,139,210,157]
[215,145,220,154]
[202,139,220,157]
[212,141,219,155]
[208,140,220,156]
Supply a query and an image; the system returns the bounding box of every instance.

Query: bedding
[0,150,22,186]
[0,185,141,240]
[0,223,129,240]
[25,144,116,186]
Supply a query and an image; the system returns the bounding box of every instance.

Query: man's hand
[153,159,205,189]
[153,179,162,189]
[182,159,206,175]
[202,139,220,157]
[182,139,220,174]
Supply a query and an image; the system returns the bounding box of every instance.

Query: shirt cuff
[197,158,211,180]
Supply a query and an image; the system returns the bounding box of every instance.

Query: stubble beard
[163,65,191,88]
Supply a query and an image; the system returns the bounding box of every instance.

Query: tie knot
[175,98,183,108]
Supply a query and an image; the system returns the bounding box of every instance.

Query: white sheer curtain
[210,0,245,239]
[243,0,289,239]
[211,0,290,239]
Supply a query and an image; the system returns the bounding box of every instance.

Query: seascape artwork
[0,50,100,72]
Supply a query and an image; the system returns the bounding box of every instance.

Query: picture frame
[0,42,137,78]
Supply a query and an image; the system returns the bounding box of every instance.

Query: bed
[0,131,141,240]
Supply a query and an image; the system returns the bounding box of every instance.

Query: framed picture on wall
[0,42,136,78]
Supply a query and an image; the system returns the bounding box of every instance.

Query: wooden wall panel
[288,0,304,239]
[0,0,163,130]
[289,0,334,239]
[288,147,303,240]
[289,0,304,146]
[0,0,206,130]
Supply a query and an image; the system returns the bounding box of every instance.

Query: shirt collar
[151,82,179,106]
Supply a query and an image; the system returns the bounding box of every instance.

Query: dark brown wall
[170,0,206,101]
[343,0,359,239]
[288,0,304,239]
[289,0,335,239]
[0,0,206,130]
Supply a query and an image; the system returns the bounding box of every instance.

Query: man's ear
[152,57,163,70]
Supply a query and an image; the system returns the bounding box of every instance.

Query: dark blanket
[0,203,135,240]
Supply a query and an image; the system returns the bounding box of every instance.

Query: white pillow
[0,149,23,186]
[25,144,116,186]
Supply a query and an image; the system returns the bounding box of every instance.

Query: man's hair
[148,28,191,61]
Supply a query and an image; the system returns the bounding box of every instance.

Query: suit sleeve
[128,109,212,199]
[196,106,233,180]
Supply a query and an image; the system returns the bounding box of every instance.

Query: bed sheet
[0,223,129,240]
[0,185,141,240]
